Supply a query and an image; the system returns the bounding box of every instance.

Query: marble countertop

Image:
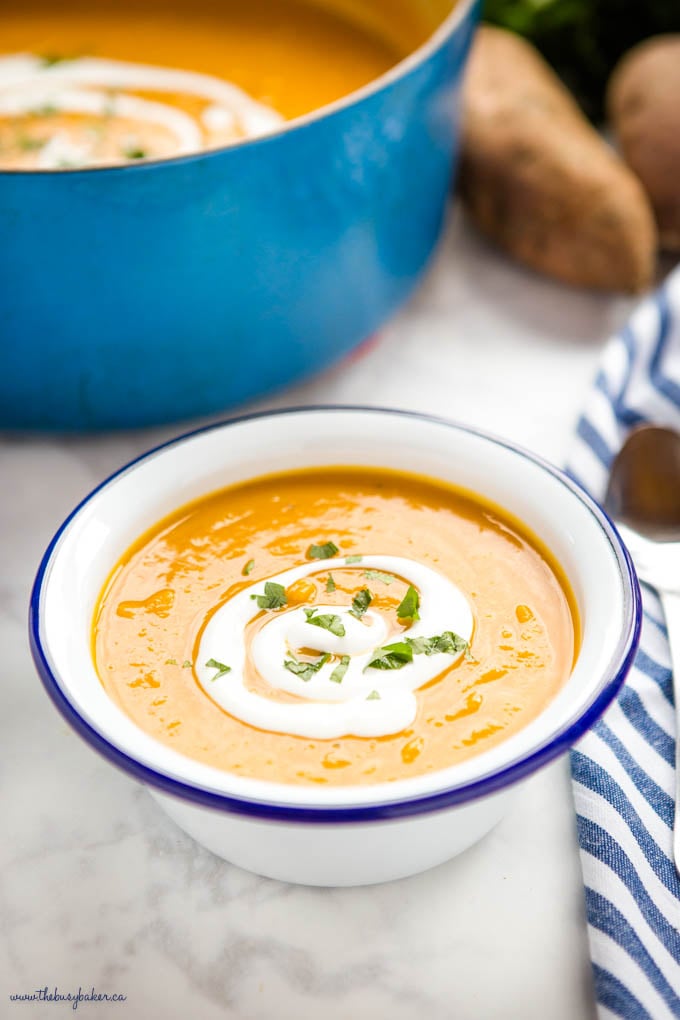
[1,207,634,1019]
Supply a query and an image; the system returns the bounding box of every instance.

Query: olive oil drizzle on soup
[93,467,577,787]
[0,0,405,168]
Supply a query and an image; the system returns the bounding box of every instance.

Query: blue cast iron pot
[0,0,478,430]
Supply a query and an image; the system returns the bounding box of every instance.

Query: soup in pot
[0,0,436,169]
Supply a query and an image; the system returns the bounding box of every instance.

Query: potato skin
[608,35,680,252]
[459,26,657,292]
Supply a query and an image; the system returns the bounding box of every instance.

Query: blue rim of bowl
[29,406,642,824]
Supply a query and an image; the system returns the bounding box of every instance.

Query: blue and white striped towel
[567,268,680,1019]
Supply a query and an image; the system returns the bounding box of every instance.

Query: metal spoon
[604,424,680,872]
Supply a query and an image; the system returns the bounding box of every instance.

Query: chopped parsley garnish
[329,655,350,684]
[307,541,339,560]
[32,103,58,117]
[205,657,231,680]
[364,569,394,585]
[325,574,336,593]
[397,585,420,622]
[407,631,469,656]
[349,588,372,619]
[366,690,381,700]
[242,558,255,576]
[39,53,71,67]
[182,660,192,668]
[251,581,287,610]
[122,145,147,160]
[164,658,177,665]
[17,135,45,152]
[284,652,330,682]
[304,608,345,637]
[365,641,414,671]
[346,554,363,564]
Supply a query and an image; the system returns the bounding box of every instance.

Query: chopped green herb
[366,690,381,700]
[164,658,177,665]
[397,585,420,623]
[329,654,350,684]
[242,558,255,576]
[304,608,345,637]
[122,145,147,160]
[284,652,330,682]
[205,657,231,680]
[251,581,287,610]
[407,631,469,656]
[17,135,45,152]
[182,660,192,668]
[364,569,394,585]
[365,641,414,671]
[346,554,363,564]
[404,636,427,655]
[349,588,372,620]
[32,103,58,117]
[39,53,71,67]
[307,541,339,560]
[325,573,336,593]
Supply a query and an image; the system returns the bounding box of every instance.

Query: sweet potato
[608,35,680,252]
[458,26,657,293]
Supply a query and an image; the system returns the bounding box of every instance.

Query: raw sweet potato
[608,35,680,252]
[458,26,657,292]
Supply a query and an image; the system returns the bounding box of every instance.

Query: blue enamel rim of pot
[29,407,642,823]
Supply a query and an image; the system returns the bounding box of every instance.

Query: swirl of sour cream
[0,54,283,168]
[197,555,474,739]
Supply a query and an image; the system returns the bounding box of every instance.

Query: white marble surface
[1,206,635,1019]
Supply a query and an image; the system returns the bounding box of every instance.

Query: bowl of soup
[29,407,641,885]
[1,0,478,430]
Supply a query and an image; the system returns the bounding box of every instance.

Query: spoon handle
[659,590,680,876]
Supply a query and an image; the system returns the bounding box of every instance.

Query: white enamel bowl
[30,408,641,885]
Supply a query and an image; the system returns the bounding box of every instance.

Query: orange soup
[0,0,430,169]
[92,467,577,786]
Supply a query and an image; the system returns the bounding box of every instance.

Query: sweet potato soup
[93,467,578,786]
[0,0,431,169]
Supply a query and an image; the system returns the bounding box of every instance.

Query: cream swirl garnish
[0,54,283,168]
[197,555,474,739]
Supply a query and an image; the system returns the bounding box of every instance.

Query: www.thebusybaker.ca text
[9,986,127,1010]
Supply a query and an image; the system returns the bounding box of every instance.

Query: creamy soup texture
[0,0,410,168]
[93,468,578,787]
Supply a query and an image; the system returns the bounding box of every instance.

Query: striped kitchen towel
[567,267,680,1019]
